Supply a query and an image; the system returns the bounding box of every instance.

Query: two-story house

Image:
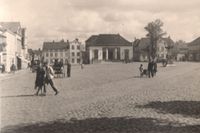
[0,22,28,72]
[42,40,70,65]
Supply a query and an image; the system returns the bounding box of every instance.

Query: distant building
[28,48,43,62]
[133,37,174,62]
[42,40,70,65]
[0,22,29,72]
[86,34,133,63]
[69,39,85,65]
[188,37,200,62]
[173,41,189,61]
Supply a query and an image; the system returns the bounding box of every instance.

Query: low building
[69,39,85,65]
[133,37,174,62]
[0,22,29,72]
[42,40,70,65]
[86,34,133,63]
[174,42,189,61]
[188,37,200,62]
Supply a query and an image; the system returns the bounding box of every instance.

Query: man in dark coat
[153,61,157,76]
[148,61,154,78]
[67,62,71,77]
[35,63,46,95]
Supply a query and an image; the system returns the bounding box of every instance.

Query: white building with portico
[86,34,133,63]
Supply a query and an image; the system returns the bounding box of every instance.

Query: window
[72,58,75,63]
[77,59,80,63]
[46,53,49,57]
[46,59,49,63]
[72,52,75,56]
[55,52,58,57]
[77,52,80,56]
[50,53,53,57]
[72,45,74,50]
[77,45,80,50]
[60,52,63,57]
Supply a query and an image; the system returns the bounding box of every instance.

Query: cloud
[0,0,200,49]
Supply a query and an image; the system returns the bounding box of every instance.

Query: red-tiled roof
[86,34,132,46]
[43,40,69,51]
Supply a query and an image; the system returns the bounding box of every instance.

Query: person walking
[67,62,71,77]
[44,62,59,95]
[153,61,157,76]
[147,61,154,78]
[35,63,46,95]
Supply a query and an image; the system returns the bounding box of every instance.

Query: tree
[145,19,166,62]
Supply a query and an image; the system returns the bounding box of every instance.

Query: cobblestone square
[1,62,200,133]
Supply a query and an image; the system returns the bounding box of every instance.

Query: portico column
[114,48,118,60]
[89,49,93,64]
[98,48,103,60]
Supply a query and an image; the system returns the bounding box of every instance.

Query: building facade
[0,22,28,72]
[69,39,85,65]
[86,34,133,64]
[188,37,200,62]
[133,37,174,62]
[42,40,70,65]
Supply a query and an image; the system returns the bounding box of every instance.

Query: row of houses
[29,38,85,65]
[85,34,200,63]
[0,22,29,72]
[30,34,200,66]
[85,34,175,63]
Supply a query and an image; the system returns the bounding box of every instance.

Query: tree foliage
[145,19,166,61]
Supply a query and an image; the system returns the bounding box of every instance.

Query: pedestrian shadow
[133,76,149,78]
[1,117,200,133]
[1,94,36,98]
[136,101,200,118]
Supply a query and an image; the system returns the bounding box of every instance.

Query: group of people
[35,62,59,96]
[139,60,157,78]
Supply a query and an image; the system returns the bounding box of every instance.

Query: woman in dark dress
[35,63,45,95]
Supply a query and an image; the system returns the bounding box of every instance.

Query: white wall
[70,40,83,64]
[120,46,133,60]
[89,46,103,62]
[4,31,17,72]
[43,49,69,65]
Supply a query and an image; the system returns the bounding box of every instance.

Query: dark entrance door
[103,48,106,60]
[17,57,21,70]
[108,48,114,60]
[124,49,129,63]
[94,49,98,60]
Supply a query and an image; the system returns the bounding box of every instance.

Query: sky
[0,0,200,49]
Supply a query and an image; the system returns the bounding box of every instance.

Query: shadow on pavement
[1,94,37,98]
[137,101,200,118]
[1,117,200,133]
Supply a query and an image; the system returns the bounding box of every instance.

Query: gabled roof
[0,22,22,35]
[43,40,69,51]
[86,34,132,46]
[188,37,200,46]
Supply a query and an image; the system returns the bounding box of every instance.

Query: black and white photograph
[0,0,200,132]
